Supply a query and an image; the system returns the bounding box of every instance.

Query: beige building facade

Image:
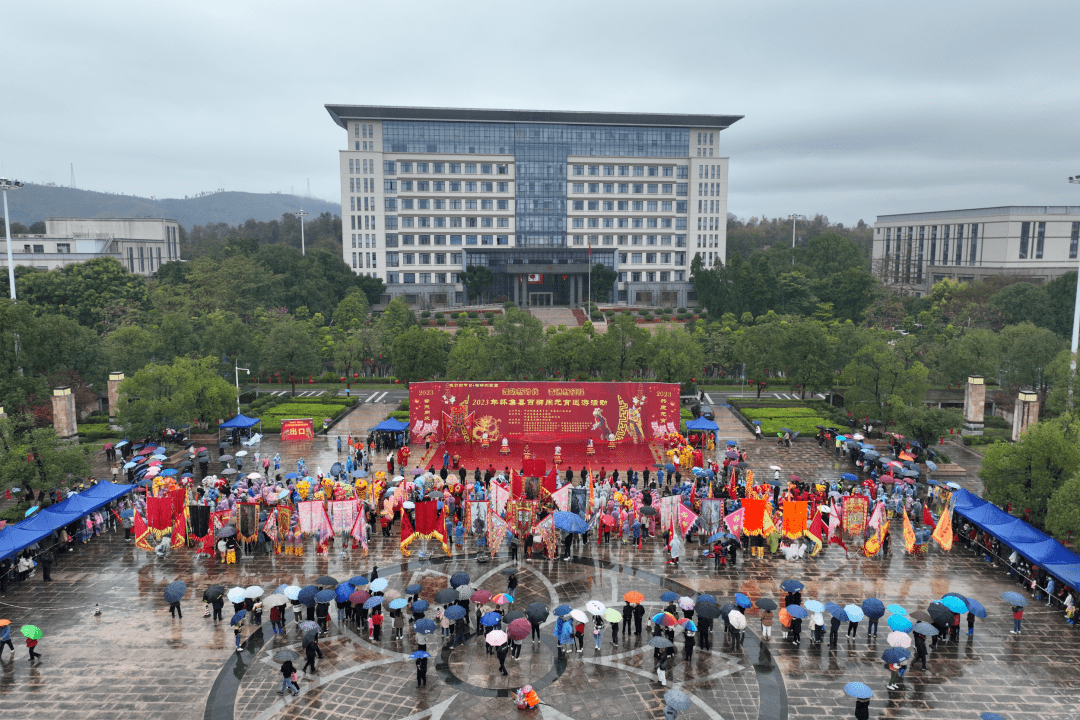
[872,206,1080,295]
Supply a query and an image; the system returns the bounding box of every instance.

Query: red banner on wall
[409,382,680,444]
[280,418,314,441]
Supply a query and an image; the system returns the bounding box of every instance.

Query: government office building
[325,105,742,308]
[871,206,1080,296]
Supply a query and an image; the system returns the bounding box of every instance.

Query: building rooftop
[325,104,743,130]
[877,206,1080,223]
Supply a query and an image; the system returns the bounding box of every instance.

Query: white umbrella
[729,611,747,630]
[244,585,263,599]
[887,631,911,648]
[586,600,606,615]
[227,587,246,604]
[235,450,249,457]
[678,596,695,611]
[570,609,589,624]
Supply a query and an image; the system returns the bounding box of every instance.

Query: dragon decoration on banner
[399,500,451,558]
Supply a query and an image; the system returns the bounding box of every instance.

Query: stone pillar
[1012,388,1040,441]
[962,375,985,436]
[108,371,124,423]
[52,386,78,440]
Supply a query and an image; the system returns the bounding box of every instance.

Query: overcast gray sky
[3,0,1078,225]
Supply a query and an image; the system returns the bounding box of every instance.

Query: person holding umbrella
[496,638,510,676]
[0,621,14,659]
[302,636,319,674]
[279,658,299,695]
[413,650,429,687]
[22,625,42,662]
[232,612,245,653]
[844,682,872,720]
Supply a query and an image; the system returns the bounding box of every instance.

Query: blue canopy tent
[952,488,1080,591]
[685,416,720,445]
[218,413,262,445]
[0,481,134,562]
[372,418,409,432]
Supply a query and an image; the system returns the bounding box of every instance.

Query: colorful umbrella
[623,591,644,604]
[492,593,513,605]
[652,612,677,627]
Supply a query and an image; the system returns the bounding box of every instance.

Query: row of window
[571,164,686,178]
[385,179,511,193]
[386,198,511,211]
[699,200,722,213]
[390,216,511,228]
[571,234,686,247]
[350,233,378,249]
[573,200,687,213]
[621,270,686,283]
[696,133,714,145]
[351,215,376,231]
[885,224,979,271]
[385,234,510,247]
[698,164,722,179]
[698,217,722,231]
[355,123,375,138]
[571,217,686,230]
[348,158,379,174]
[617,252,686,266]
[571,182,687,195]
[386,252,465,267]
[395,161,510,175]
[351,252,378,269]
[697,234,721,248]
[1017,221,1078,260]
[386,272,459,285]
[698,182,722,197]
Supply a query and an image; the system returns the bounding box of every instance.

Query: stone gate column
[1011,388,1040,441]
[52,387,77,440]
[962,375,985,436]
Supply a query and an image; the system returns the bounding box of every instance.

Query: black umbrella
[927,602,953,624]
[504,610,525,624]
[501,567,519,576]
[315,575,338,587]
[302,630,319,648]
[719,603,738,620]
[695,602,722,619]
[909,610,933,624]
[649,636,674,648]
[755,598,778,612]
[450,572,470,588]
[203,585,225,602]
[525,603,549,623]
[178,460,193,468]
[163,580,187,603]
[298,585,319,607]
[273,649,300,662]
[639,506,658,517]
[215,525,237,538]
[435,588,458,604]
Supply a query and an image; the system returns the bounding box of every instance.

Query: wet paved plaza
[4,406,1077,720]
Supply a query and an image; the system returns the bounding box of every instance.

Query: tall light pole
[234,359,250,416]
[1,179,24,300]
[1067,176,1080,410]
[294,209,309,256]
[788,213,802,265]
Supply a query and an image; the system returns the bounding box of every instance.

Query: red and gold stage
[409,381,679,474]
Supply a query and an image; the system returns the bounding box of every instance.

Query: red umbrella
[349,590,370,604]
[507,618,531,641]
[471,589,492,605]
[601,514,616,529]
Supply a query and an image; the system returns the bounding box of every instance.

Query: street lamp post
[294,209,309,256]
[1067,176,1080,409]
[234,360,250,416]
[788,213,801,265]
[1,178,24,300]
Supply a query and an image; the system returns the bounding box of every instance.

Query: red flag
[133,511,153,550]
[400,508,414,543]
[171,513,186,548]
[923,506,934,527]
[728,468,737,500]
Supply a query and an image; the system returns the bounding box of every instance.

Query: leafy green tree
[818,267,879,323]
[734,320,785,386]
[1045,349,1080,416]
[927,329,1000,386]
[332,290,371,332]
[391,327,450,381]
[801,232,867,279]
[262,318,322,395]
[595,313,649,380]
[333,326,370,389]
[198,311,257,377]
[357,275,387,307]
[1045,470,1080,539]
[780,319,836,395]
[544,327,594,380]
[1044,271,1077,338]
[979,415,1080,527]
[989,283,1052,327]
[998,322,1064,392]
[894,405,963,447]
[117,356,238,436]
[648,324,705,384]
[774,272,818,317]
[589,263,618,303]
[841,340,930,424]
[490,308,544,378]
[0,419,92,495]
[460,265,494,304]
[102,324,156,377]
[446,329,493,380]
[378,298,419,345]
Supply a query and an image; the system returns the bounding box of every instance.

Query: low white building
[872,206,1080,295]
[1,217,182,276]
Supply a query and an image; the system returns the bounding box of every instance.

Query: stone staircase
[528,307,579,328]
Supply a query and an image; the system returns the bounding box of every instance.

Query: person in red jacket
[1011,606,1023,634]
[26,636,40,661]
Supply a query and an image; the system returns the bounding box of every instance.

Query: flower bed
[739,407,830,437]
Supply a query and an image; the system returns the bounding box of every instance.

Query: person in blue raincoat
[455,521,464,547]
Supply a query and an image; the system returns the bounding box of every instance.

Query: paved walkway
[5,432,1074,720]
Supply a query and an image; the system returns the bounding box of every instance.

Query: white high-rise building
[325,105,742,308]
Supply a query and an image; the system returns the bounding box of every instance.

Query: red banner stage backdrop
[409,382,680,445]
[280,418,314,441]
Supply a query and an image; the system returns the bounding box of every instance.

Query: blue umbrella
[927,479,941,486]
[119,508,134,518]
[163,580,187,603]
[123,461,137,469]
[450,572,470,588]
[24,506,39,517]
[786,605,808,619]
[862,598,885,619]
[697,594,717,605]
[925,460,937,472]
[734,593,751,609]
[363,596,384,610]
[840,473,858,482]
[230,610,247,625]
[552,511,588,533]
[160,468,178,476]
[886,604,907,616]
[887,615,912,632]
[369,578,389,592]
[881,647,911,664]
[825,602,844,617]
[297,585,319,606]
[481,611,502,627]
[412,600,430,613]
[415,619,437,635]
[843,681,873,699]
[389,598,408,610]
[660,591,679,602]
[348,576,368,587]
[805,600,825,613]
[335,584,354,603]
[980,714,1007,720]
[941,596,967,614]
[726,440,738,446]
[554,604,572,617]
[913,622,938,636]
[284,472,299,479]
[315,589,336,604]
[1000,591,1027,607]
[406,583,423,595]
[409,650,431,660]
[751,420,762,425]
[946,482,961,490]
[965,598,987,619]
[444,605,466,620]
[780,579,804,592]
[680,620,698,632]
